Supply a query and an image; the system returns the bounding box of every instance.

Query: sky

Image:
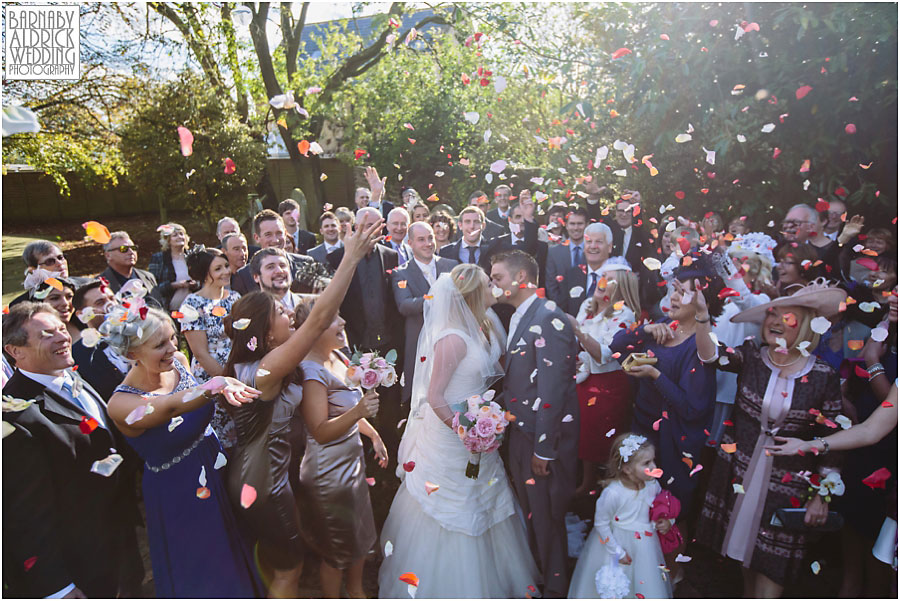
[304,1,394,24]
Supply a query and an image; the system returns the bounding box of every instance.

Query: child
[568,433,674,599]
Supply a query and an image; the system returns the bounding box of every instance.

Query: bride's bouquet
[346,349,398,390]
[452,390,509,479]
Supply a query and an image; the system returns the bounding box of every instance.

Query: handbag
[769,508,845,532]
[650,489,684,554]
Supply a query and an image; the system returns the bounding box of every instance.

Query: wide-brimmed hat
[731,279,847,323]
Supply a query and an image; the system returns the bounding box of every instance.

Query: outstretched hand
[344,215,384,262]
[764,435,813,456]
[205,376,261,407]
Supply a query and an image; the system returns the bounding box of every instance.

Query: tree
[118,73,266,230]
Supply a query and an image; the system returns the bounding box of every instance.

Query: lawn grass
[2,234,40,305]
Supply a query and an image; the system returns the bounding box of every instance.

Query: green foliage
[118,73,266,229]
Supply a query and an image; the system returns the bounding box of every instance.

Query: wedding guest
[100,231,160,302]
[334,207,355,242]
[391,222,458,404]
[279,198,317,255]
[3,303,142,598]
[22,273,80,342]
[71,280,129,400]
[567,258,640,495]
[297,300,385,598]
[178,247,241,451]
[222,216,382,598]
[308,211,343,265]
[385,207,412,265]
[105,306,262,598]
[439,206,495,273]
[694,281,846,598]
[561,222,612,315]
[409,201,431,224]
[221,232,249,287]
[148,223,195,311]
[822,199,847,241]
[545,207,589,304]
[610,254,725,516]
[775,242,819,296]
[428,209,456,253]
[216,216,241,241]
[728,215,751,236]
[779,204,819,246]
[466,190,506,240]
[359,165,394,221]
[486,184,513,233]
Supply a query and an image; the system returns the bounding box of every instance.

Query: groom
[490,250,579,598]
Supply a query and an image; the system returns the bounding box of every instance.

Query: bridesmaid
[105,305,262,598]
[295,299,386,598]
[222,217,384,598]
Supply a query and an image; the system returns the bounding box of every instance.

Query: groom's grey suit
[502,294,579,597]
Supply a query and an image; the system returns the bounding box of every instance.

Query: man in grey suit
[391,222,458,404]
[545,207,589,304]
[307,211,343,265]
[490,250,579,598]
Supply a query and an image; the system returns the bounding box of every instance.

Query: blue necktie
[572,245,584,267]
[60,376,86,413]
[586,273,598,299]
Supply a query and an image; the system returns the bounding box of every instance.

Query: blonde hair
[604,432,655,485]
[761,305,821,352]
[728,247,774,290]
[158,223,189,251]
[586,269,641,318]
[450,263,494,343]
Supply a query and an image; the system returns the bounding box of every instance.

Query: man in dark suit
[390,222,458,404]
[231,210,321,296]
[490,251,579,598]
[98,231,163,307]
[603,190,663,314]
[332,207,404,462]
[464,190,506,241]
[70,281,128,400]
[216,217,260,257]
[439,206,496,273]
[485,184,513,234]
[545,207,589,304]
[3,303,141,598]
[308,211,343,265]
[560,222,613,315]
[278,199,317,255]
[485,202,549,288]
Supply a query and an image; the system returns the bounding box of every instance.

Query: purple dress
[115,360,261,598]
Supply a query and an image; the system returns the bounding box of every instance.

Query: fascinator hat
[731,278,847,323]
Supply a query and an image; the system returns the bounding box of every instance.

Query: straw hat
[731,279,847,323]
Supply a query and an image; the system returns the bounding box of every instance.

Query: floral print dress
[179,291,241,451]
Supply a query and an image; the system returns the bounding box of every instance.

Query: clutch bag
[769,507,844,532]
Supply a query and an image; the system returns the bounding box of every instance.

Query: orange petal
[211,306,227,317]
[44,277,64,291]
[721,442,737,453]
[82,220,111,244]
[424,481,439,495]
[399,573,419,587]
[196,486,211,499]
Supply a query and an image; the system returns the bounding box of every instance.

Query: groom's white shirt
[507,292,539,348]
[506,292,553,462]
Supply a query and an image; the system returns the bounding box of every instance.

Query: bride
[378,264,539,598]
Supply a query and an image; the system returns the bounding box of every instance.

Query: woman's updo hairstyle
[186,245,225,285]
[103,306,173,357]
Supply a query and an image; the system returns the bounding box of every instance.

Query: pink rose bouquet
[346,348,398,390]
[451,390,509,479]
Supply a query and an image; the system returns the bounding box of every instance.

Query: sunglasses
[38,254,66,267]
[113,245,138,253]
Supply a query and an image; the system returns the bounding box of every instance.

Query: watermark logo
[5,5,79,80]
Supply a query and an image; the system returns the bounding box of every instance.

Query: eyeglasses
[781,220,811,228]
[38,254,66,267]
[113,245,138,253]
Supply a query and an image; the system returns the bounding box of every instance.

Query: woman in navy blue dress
[105,304,263,598]
[610,255,726,516]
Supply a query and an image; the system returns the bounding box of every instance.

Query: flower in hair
[620,434,647,463]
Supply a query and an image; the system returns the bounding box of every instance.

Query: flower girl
[568,433,674,599]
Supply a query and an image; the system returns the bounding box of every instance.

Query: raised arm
[255,217,383,392]
[108,354,259,437]
[426,334,467,427]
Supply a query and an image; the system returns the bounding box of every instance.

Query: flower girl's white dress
[378,329,539,598]
[569,480,673,599]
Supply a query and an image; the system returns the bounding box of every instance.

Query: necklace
[767,348,804,368]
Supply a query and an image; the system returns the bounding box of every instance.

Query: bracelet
[869,369,886,382]
[867,363,885,375]
[695,315,710,324]
[813,436,830,455]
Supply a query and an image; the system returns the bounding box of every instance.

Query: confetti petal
[862,467,891,490]
[645,468,663,478]
[795,85,813,100]
[223,158,236,174]
[90,452,123,477]
[425,481,439,495]
[82,221,111,244]
[233,318,251,330]
[611,47,632,60]
[214,452,228,469]
[240,483,258,508]
[177,126,193,156]
[810,316,832,335]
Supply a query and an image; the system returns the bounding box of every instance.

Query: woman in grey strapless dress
[294,300,385,598]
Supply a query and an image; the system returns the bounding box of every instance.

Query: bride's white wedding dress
[378,277,539,598]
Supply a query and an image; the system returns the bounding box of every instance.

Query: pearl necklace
[767,347,804,368]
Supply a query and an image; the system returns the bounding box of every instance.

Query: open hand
[364,166,386,201]
[344,214,384,262]
[206,376,261,407]
[765,435,813,456]
[372,436,389,468]
[644,323,674,345]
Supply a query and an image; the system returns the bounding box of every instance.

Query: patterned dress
[179,291,241,451]
[695,340,842,586]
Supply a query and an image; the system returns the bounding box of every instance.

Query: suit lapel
[12,371,93,425]
[405,260,429,294]
[435,257,455,277]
